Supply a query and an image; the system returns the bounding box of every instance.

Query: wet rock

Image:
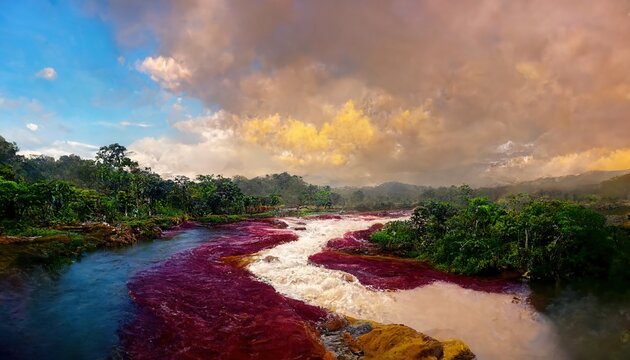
[342,331,363,355]
[347,322,372,338]
[263,255,280,263]
[323,313,349,332]
[294,226,307,231]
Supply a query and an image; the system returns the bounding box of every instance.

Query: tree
[0,135,19,164]
[96,143,137,170]
[350,190,365,204]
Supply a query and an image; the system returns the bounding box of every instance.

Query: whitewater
[247,215,567,359]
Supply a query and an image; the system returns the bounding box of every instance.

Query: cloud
[129,111,284,178]
[98,121,152,129]
[120,120,152,128]
[242,101,375,166]
[102,0,630,185]
[35,67,57,80]
[136,56,191,90]
[26,123,38,131]
[484,147,630,184]
[20,140,99,159]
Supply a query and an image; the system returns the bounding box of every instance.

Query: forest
[0,135,341,234]
[2,134,630,280]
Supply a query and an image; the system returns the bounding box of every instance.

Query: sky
[1,0,630,186]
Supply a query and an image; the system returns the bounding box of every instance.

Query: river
[0,215,628,359]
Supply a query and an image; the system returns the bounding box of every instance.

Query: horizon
[2,0,630,186]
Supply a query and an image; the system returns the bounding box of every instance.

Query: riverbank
[0,209,339,274]
[0,216,186,273]
[0,213,280,273]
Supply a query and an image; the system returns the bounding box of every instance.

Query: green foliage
[0,139,291,236]
[372,197,630,281]
[370,220,418,257]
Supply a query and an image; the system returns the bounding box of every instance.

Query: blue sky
[0,0,203,157]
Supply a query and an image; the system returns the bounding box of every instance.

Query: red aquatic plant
[120,220,328,360]
[325,224,383,254]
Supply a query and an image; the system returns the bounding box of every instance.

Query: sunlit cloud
[101,0,630,185]
[26,123,39,131]
[136,56,191,90]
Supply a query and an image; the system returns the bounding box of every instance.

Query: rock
[320,315,474,360]
[356,323,475,360]
[347,322,372,338]
[323,313,349,332]
[341,273,355,283]
[294,226,307,231]
[342,331,363,355]
[263,255,279,263]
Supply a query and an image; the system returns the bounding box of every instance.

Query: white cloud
[136,56,191,90]
[20,140,100,159]
[26,123,39,131]
[172,97,184,111]
[120,120,152,128]
[36,67,57,80]
[117,56,126,65]
[129,111,282,178]
[97,121,152,129]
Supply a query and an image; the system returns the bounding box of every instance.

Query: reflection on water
[0,227,225,360]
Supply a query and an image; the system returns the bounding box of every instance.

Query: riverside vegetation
[0,136,339,271]
[371,194,630,282]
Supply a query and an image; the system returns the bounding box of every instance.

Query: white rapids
[247,215,567,359]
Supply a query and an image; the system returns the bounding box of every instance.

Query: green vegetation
[0,135,346,270]
[372,195,630,282]
[0,135,342,235]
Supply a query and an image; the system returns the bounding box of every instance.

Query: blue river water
[0,227,225,360]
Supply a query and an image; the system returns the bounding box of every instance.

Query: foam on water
[248,215,567,359]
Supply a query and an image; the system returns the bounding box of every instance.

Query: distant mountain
[334,181,428,207]
[600,173,630,199]
[516,170,629,189]
[477,170,630,199]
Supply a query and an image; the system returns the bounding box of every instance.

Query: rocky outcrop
[320,314,475,360]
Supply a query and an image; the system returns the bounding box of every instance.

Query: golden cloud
[242,100,375,167]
